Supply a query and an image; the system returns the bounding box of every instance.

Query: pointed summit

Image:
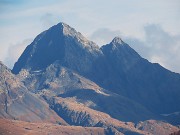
[50,22,69,28]
[109,37,125,50]
[55,22,76,36]
[101,36,141,71]
[101,37,128,52]
[111,37,124,45]
[12,22,101,74]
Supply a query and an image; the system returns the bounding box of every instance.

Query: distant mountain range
[0,22,180,135]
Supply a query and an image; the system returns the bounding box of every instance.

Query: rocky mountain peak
[59,22,99,50]
[101,37,133,52]
[100,37,129,53]
[12,22,101,74]
[54,22,92,45]
[52,22,76,36]
[108,37,127,51]
[111,37,124,45]
[59,22,76,35]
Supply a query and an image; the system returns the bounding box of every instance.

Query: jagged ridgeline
[13,22,180,123]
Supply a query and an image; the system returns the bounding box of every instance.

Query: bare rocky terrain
[0,62,67,124]
[0,118,107,135]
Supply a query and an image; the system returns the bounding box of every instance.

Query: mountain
[0,61,67,124]
[12,22,180,125]
[12,22,102,75]
[99,37,180,113]
[99,37,180,115]
[17,61,155,123]
[2,22,179,134]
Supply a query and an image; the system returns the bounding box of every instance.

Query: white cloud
[90,24,180,73]
[90,28,121,46]
[126,24,180,73]
[40,13,58,29]
[4,39,32,69]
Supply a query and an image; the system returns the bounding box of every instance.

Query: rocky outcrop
[136,120,179,135]
[48,97,149,135]
[0,62,67,124]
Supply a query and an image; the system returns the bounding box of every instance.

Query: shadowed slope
[0,62,67,124]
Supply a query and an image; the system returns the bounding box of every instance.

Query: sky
[0,0,180,73]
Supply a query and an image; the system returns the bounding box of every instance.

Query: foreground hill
[0,118,108,135]
[0,118,179,135]
[0,62,67,124]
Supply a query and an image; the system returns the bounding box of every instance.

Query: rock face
[0,62,67,124]
[136,120,179,135]
[100,38,180,115]
[13,23,101,75]
[49,97,150,135]
[12,22,180,125]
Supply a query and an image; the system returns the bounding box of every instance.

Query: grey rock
[0,62,67,124]
[12,22,180,125]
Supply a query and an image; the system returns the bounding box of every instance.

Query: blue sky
[0,0,180,72]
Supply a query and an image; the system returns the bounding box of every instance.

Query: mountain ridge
[12,22,180,125]
[1,22,180,135]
